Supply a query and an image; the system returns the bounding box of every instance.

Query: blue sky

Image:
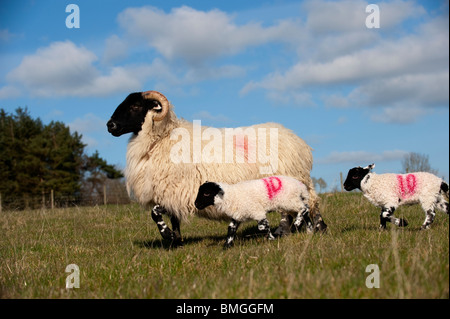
[1,0,448,191]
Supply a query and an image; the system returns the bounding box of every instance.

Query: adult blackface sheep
[195,176,312,249]
[344,163,449,230]
[107,90,326,246]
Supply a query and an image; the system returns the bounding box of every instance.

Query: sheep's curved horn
[142,91,169,121]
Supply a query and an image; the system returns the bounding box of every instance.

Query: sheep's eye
[352,176,359,179]
[131,104,141,111]
[204,193,210,197]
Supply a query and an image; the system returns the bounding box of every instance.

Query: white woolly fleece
[213,176,309,222]
[124,103,318,223]
[361,172,445,210]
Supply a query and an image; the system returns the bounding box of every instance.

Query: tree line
[0,108,125,210]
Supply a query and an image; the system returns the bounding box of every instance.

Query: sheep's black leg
[293,205,313,233]
[380,207,408,230]
[170,216,183,247]
[224,219,240,249]
[257,218,275,240]
[379,208,388,230]
[273,212,293,237]
[151,205,174,240]
[421,209,435,230]
[312,212,327,233]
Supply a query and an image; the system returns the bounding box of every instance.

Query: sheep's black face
[343,167,370,191]
[107,92,162,137]
[195,182,224,210]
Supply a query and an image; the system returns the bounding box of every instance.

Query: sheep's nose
[107,119,117,132]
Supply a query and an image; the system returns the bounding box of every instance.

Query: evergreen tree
[0,108,123,209]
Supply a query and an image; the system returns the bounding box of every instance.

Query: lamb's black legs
[273,212,293,237]
[421,209,436,230]
[223,218,275,249]
[224,219,240,249]
[293,205,313,233]
[257,218,275,240]
[379,207,408,230]
[151,205,183,247]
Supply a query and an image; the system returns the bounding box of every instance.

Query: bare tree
[312,177,327,193]
[401,152,438,175]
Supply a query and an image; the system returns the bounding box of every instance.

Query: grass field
[0,192,448,299]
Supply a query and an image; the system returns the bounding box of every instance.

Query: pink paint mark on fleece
[263,176,283,200]
[233,135,249,161]
[397,174,417,199]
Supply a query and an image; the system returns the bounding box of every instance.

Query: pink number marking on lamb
[262,176,283,200]
[397,174,417,199]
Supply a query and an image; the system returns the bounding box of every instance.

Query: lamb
[107,90,327,246]
[194,176,312,248]
[343,163,449,230]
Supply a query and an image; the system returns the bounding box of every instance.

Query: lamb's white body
[360,171,448,229]
[214,176,310,223]
[361,172,444,209]
[199,176,311,247]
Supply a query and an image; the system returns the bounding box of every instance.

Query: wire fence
[0,187,131,212]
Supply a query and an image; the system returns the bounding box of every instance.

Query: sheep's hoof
[273,226,290,237]
[398,219,408,227]
[160,228,175,240]
[314,220,328,233]
[171,238,184,248]
[223,242,234,250]
[420,225,431,230]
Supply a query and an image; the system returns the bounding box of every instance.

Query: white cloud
[265,90,316,108]
[102,34,129,64]
[183,64,246,83]
[243,27,447,91]
[350,72,449,108]
[8,41,98,94]
[318,150,409,164]
[118,5,302,65]
[303,0,425,33]
[370,106,429,124]
[5,41,151,98]
[241,5,448,123]
[191,110,231,124]
[0,85,21,99]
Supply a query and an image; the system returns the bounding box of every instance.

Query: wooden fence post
[103,184,107,206]
[340,172,344,192]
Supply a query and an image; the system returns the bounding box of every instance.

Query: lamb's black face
[343,166,370,191]
[107,92,162,137]
[194,182,224,210]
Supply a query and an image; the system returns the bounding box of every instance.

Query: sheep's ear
[364,163,375,171]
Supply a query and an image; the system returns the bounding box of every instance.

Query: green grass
[0,192,448,299]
